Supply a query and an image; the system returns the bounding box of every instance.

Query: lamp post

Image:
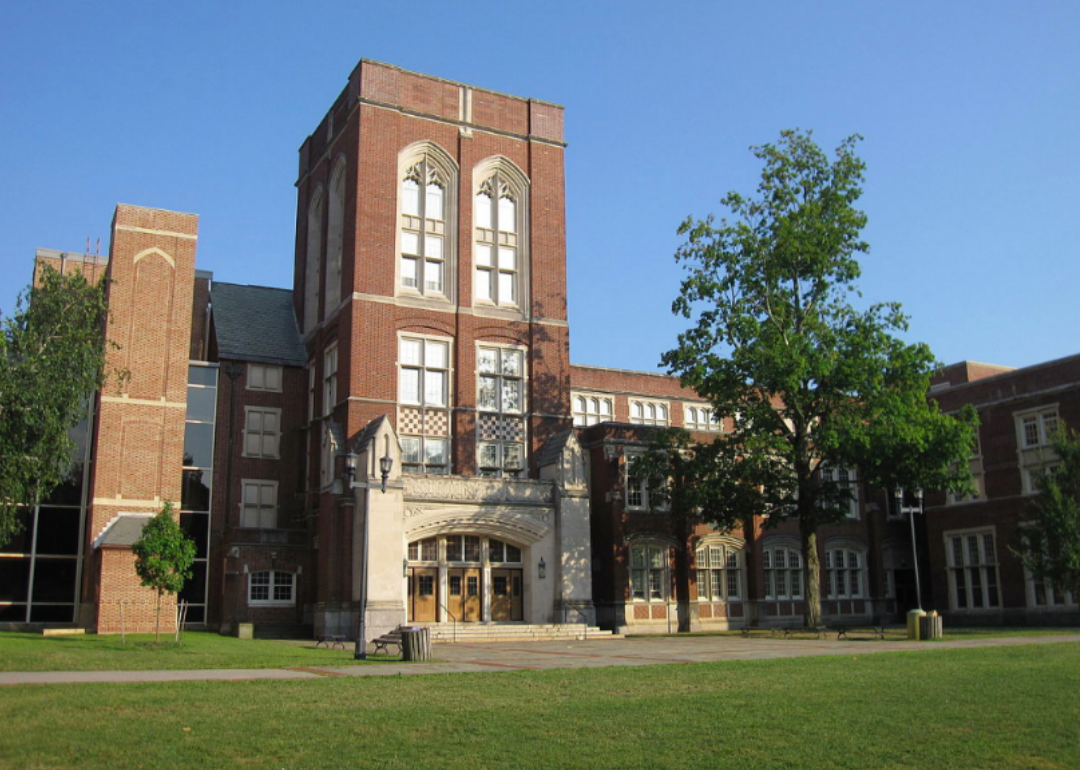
[895,486,926,639]
[345,449,394,661]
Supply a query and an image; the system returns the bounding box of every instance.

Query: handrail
[435,601,459,643]
[563,604,590,641]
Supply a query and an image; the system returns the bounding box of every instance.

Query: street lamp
[894,486,925,612]
[345,447,394,660]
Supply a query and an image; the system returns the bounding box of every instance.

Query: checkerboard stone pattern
[398,406,449,437]
[478,414,524,442]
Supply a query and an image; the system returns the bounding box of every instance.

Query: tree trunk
[674,516,693,633]
[800,521,822,628]
[155,588,163,642]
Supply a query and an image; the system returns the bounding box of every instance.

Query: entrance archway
[406,534,524,622]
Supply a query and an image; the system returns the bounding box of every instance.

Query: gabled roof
[96,514,153,548]
[537,428,574,468]
[211,282,307,367]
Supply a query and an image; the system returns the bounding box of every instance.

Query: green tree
[1016,429,1080,613]
[0,265,114,546]
[132,501,196,642]
[663,129,976,627]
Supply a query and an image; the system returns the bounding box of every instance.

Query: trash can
[907,609,926,640]
[919,613,943,641]
[401,626,432,661]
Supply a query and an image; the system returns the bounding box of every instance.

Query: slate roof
[351,415,388,453]
[211,282,307,367]
[96,514,153,548]
[537,429,573,468]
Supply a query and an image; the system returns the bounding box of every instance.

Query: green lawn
[0,631,398,672]
[1,643,1078,769]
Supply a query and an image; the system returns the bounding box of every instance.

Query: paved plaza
[2,633,1078,686]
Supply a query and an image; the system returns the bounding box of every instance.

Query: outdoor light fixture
[379,454,393,493]
[538,557,546,579]
[895,486,925,613]
[345,452,358,484]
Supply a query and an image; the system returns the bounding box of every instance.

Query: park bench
[774,625,828,639]
[831,625,887,641]
[371,625,406,655]
[315,634,346,649]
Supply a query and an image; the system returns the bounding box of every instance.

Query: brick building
[2,59,1074,636]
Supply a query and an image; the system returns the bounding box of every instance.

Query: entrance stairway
[414,622,620,643]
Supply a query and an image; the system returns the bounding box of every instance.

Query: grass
[1,643,1078,769]
[0,631,400,672]
[634,625,1079,642]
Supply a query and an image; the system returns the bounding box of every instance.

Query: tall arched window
[303,187,324,333]
[473,158,528,311]
[325,160,346,312]
[398,142,457,300]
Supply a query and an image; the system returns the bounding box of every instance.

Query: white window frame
[819,464,859,519]
[476,343,527,478]
[695,540,744,601]
[824,547,865,599]
[398,143,457,302]
[684,404,720,432]
[248,570,296,606]
[1017,406,1059,449]
[629,399,669,427]
[945,528,1001,611]
[629,543,669,603]
[398,333,453,476]
[242,406,281,459]
[763,544,803,600]
[323,344,338,417]
[572,392,614,427]
[624,451,668,512]
[473,159,529,311]
[246,363,283,393]
[240,479,278,529]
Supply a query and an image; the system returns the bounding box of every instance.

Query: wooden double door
[407,567,522,622]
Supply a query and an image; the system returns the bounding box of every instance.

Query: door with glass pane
[447,568,482,622]
[490,568,523,621]
[409,567,437,622]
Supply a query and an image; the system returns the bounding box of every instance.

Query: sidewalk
[2,633,1077,686]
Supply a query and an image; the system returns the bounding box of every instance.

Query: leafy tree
[663,129,976,627]
[132,501,196,642]
[1016,429,1080,614]
[0,265,114,546]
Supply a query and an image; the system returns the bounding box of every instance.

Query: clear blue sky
[2,1,1077,373]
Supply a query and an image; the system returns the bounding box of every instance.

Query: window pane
[600,399,612,417]
[402,179,419,217]
[426,341,448,369]
[503,444,523,470]
[502,380,521,412]
[475,193,492,229]
[478,348,497,374]
[502,350,522,376]
[425,235,443,259]
[424,371,446,406]
[421,537,437,561]
[400,339,422,366]
[401,437,421,464]
[479,442,498,467]
[498,196,516,232]
[424,259,442,292]
[401,231,419,255]
[498,272,515,303]
[401,257,418,287]
[399,368,420,404]
[498,247,516,270]
[475,268,493,301]
[184,422,214,468]
[425,183,444,220]
[186,387,216,423]
[425,438,447,466]
[475,244,493,267]
[478,376,498,410]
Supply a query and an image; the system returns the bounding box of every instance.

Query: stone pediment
[404,475,554,506]
[403,503,552,544]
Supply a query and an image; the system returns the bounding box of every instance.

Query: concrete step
[412,622,621,643]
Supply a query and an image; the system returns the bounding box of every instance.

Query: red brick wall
[96,548,177,634]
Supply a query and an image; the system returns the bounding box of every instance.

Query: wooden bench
[315,634,346,649]
[371,625,406,655]
[775,625,828,639]
[832,625,888,641]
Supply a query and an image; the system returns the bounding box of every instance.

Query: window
[695,542,742,601]
[246,363,282,392]
[820,464,858,519]
[625,452,666,512]
[303,188,323,333]
[473,162,528,308]
[241,481,277,529]
[248,570,295,606]
[946,529,1000,610]
[488,539,522,563]
[1025,464,1061,495]
[243,407,281,459]
[825,548,864,599]
[630,544,668,602]
[307,363,316,423]
[684,405,720,432]
[325,160,346,312]
[1028,570,1077,608]
[1018,407,1059,449]
[572,393,613,427]
[399,336,451,475]
[400,149,453,297]
[763,546,802,600]
[629,400,669,427]
[477,345,526,477]
[323,345,338,417]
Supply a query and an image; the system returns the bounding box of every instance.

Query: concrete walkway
[2,633,1077,686]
